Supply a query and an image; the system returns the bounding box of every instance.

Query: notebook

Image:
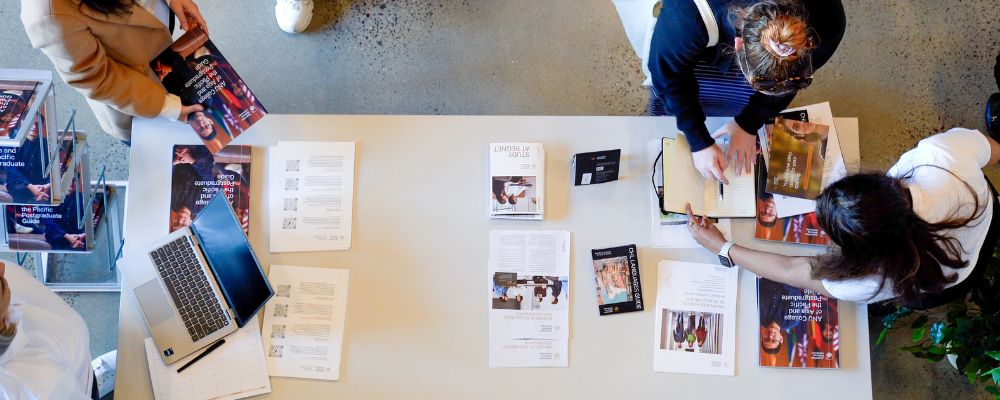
[143,316,271,400]
[661,134,755,218]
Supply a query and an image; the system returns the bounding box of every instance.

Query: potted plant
[876,247,1000,398]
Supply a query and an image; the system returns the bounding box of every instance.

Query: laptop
[119,194,273,364]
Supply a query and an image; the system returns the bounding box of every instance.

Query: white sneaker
[275,0,314,34]
[91,350,118,398]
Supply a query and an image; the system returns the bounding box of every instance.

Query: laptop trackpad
[135,280,176,327]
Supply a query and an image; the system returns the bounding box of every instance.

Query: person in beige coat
[20,0,208,142]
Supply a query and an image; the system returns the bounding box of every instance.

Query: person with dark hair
[5,120,50,204]
[672,312,685,347]
[546,276,563,305]
[20,0,208,141]
[686,128,1000,308]
[648,0,845,184]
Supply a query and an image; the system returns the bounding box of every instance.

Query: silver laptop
[119,194,273,364]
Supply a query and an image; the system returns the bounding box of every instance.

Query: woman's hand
[691,144,730,184]
[169,0,208,34]
[685,203,727,253]
[711,120,757,176]
[27,184,50,201]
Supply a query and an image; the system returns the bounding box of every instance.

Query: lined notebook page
[704,161,756,217]
[144,316,271,400]
[662,135,707,215]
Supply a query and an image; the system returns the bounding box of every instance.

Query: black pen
[176,338,226,373]
[718,181,725,202]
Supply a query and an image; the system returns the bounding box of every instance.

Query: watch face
[718,255,732,268]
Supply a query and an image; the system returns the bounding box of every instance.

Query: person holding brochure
[20,0,209,141]
[647,0,844,183]
[686,128,1000,309]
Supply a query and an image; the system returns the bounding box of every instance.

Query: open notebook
[143,316,271,400]
[661,134,755,218]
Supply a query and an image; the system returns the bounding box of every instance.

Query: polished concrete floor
[2,0,1000,398]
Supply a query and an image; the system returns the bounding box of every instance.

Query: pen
[176,338,226,373]
[719,181,725,202]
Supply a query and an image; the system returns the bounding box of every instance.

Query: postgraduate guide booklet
[151,26,267,154]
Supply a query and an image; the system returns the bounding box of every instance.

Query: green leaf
[988,351,1000,361]
[912,327,926,343]
[900,344,924,353]
[927,346,946,355]
[994,371,1000,387]
[970,369,980,385]
[983,366,1000,377]
[985,386,1000,395]
[876,328,888,346]
[911,315,929,329]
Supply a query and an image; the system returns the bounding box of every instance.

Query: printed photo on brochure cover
[1,112,50,205]
[490,175,538,214]
[754,155,830,245]
[758,277,840,369]
[151,26,266,154]
[765,117,830,199]
[492,273,568,312]
[5,177,87,252]
[660,309,724,355]
[0,80,37,140]
[170,145,250,235]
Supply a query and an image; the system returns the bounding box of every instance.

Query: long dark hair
[80,0,133,15]
[812,167,987,303]
[732,0,816,95]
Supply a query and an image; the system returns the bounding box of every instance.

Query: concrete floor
[2,0,1000,398]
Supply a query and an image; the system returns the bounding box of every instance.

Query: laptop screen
[192,194,273,327]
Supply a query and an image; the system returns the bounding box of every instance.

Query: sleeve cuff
[733,114,762,137]
[159,94,183,121]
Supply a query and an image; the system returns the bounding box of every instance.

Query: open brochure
[151,26,267,154]
[661,135,755,218]
[489,143,545,220]
[653,260,738,376]
[757,277,840,369]
[489,230,569,367]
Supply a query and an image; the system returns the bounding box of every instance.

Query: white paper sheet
[143,316,271,400]
[268,141,356,252]
[260,265,349,381]
[653,260,738,376]
[488,230,570,367]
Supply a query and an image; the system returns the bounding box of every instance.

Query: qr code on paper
[269,345,284,358]
[285,178,299,191]
[284,198,298,211]
[274,304,288,317]
[276,284,291,298]
[282,217,297,229]
[271,324,286,339]
[285,159,300,172]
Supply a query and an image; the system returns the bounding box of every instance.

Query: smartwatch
[718,241,735,268]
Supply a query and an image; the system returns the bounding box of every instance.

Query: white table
[116,115,871,399]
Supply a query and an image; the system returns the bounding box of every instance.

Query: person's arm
[685,203,833,296]
[21,13,171,119]
[985,132,1000,166]
[647,0,713,152]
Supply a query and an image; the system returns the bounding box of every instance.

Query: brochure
[590,244,644,315]
[151,26,267,154]
[169,145,251,235]
[653,260,738,376]
[757,277,840,369]
[489,143,545,220]
[0,69,54,147]
[755,154,831,246]
[765,117,830,200]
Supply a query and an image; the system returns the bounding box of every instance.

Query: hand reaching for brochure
[685,203,726,254]
[169,0,209,34]
[712,120,757,177]
[64,234,86,249]
[691,145,729,184]
[178,104,205,123]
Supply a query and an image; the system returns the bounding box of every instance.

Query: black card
[572,149,621,186]
[591,244,644,316]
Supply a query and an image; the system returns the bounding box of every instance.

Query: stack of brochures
[488,143,545,220]
[755,102,847,247]
[0,69,102,253]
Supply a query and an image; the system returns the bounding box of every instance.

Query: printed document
[268,141,355,252]
[653,260,738,376]
[488,230,570,367]
[260,265,350,381]
[771,103,848,218]
[143,316,271,400]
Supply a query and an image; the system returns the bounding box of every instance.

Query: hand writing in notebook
[692,145,730,184]
[684,203,726,254]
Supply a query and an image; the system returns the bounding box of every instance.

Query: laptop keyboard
[151,236,230,343]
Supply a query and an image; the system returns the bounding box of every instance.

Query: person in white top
[686,128,1000,306]
[0,262,94,400]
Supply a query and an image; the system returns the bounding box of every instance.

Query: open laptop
[119,194,273,364]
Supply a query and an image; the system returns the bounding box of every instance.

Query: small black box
[572,149,621,186]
